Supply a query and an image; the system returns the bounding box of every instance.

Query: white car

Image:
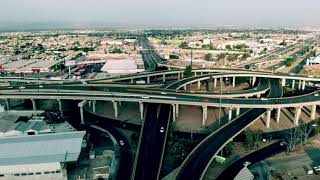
[39,85,44,88]
[19,86,25,89]
[315,93,319,97]
[161,92,167,95]
[243,161,251,167]
[260,98,268,101]
[280,141,288,146]
[160,127,164,133]
[119,140,124,146]
[7,86,13,89]
[141,96,150,99]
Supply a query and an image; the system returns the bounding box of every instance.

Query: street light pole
[190,49,193,68]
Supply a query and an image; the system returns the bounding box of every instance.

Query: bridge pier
[172,104,176,122]
[4,99,9,110]
[147,76,150,84]
[276,107,281,123]
[294,107,302,125]
[311,104,317,120]
[257,93,261,98]
[281,78,286,87]
[31,99,36,111]
[78,100,88,124]
[163,74,166,82]
[236,107,240,116]
[92,100,96,113]
[183,85,187,91]
[214,78,217,88]
[292,79,295,89]
[228,108,233,121]
[232,76,236,87]
[131,78,134,84]
[298,80,302,90]
[175,104,179,117]
[57,99,63,114]
[139,102,144,120]
[301,81,306,90]
[181,73,184,79]
[202,105,208,127]
[266,108,272,128]
[197,81,201,90]
[112,101,119,118]
[252,76,256,86]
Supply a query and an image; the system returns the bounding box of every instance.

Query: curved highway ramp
[174,79,282,180]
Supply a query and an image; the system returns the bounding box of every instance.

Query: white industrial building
[0,117,86,180]
[100,59,144,75]
[307,56,320,65]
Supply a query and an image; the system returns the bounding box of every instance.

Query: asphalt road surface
[132,103,171,180]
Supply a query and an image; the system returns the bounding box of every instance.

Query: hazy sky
[0,0,319,27]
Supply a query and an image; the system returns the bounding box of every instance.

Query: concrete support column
[175,104,179,117]
[200,72,203,76]
[163,74,166,82]
[276,107,281,123]
[245,96,249,99]
[57,99,62,113]
[181,73,184,79]
[202,105,208,127]
[197,81,201,90]
[311,104,317,120]
[92,100,96,113]
[78,100,88,124]
[4,99,9,110]
[294,107,302,125]
[232,76,236,87]
[183,85,187,91]
[228,108,233,121]
[236,107,240,116]
[292,79,295,89]
[131,78,134,84]
[281,78,286,87]
[257,94,261,98]
[31,99,36,111]
[220,77,223,83]
[214,78,217,88]
[266,108,272,128]
[301,81,306,90]
[298,80,302,90]
[172,104,176,122]
[252,76,256,86]
[80,107,84,124]
[147,76,150,84]
[139,102,144,120]
[112,101,119,118]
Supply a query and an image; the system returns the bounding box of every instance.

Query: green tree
[217,53,227,60]
[169,54,179,59]
[204,53,213,61]
[111,47,123,54]
[244,130,262,150]
[241,53,251,60]
[225,45,232,50]
[179,41,189,49]
[184,65,192,78]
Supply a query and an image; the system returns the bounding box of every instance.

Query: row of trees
[203,52,251,61]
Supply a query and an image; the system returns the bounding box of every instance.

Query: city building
[0,116,86,179]
[307,56,320,65]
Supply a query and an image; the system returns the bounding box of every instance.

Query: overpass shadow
[304,147,320,171]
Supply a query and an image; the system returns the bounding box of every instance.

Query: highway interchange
[1,37,320,180]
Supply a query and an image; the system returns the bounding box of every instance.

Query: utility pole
[190,49,193,68]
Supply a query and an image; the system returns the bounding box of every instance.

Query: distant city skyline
[1,0,320,29]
